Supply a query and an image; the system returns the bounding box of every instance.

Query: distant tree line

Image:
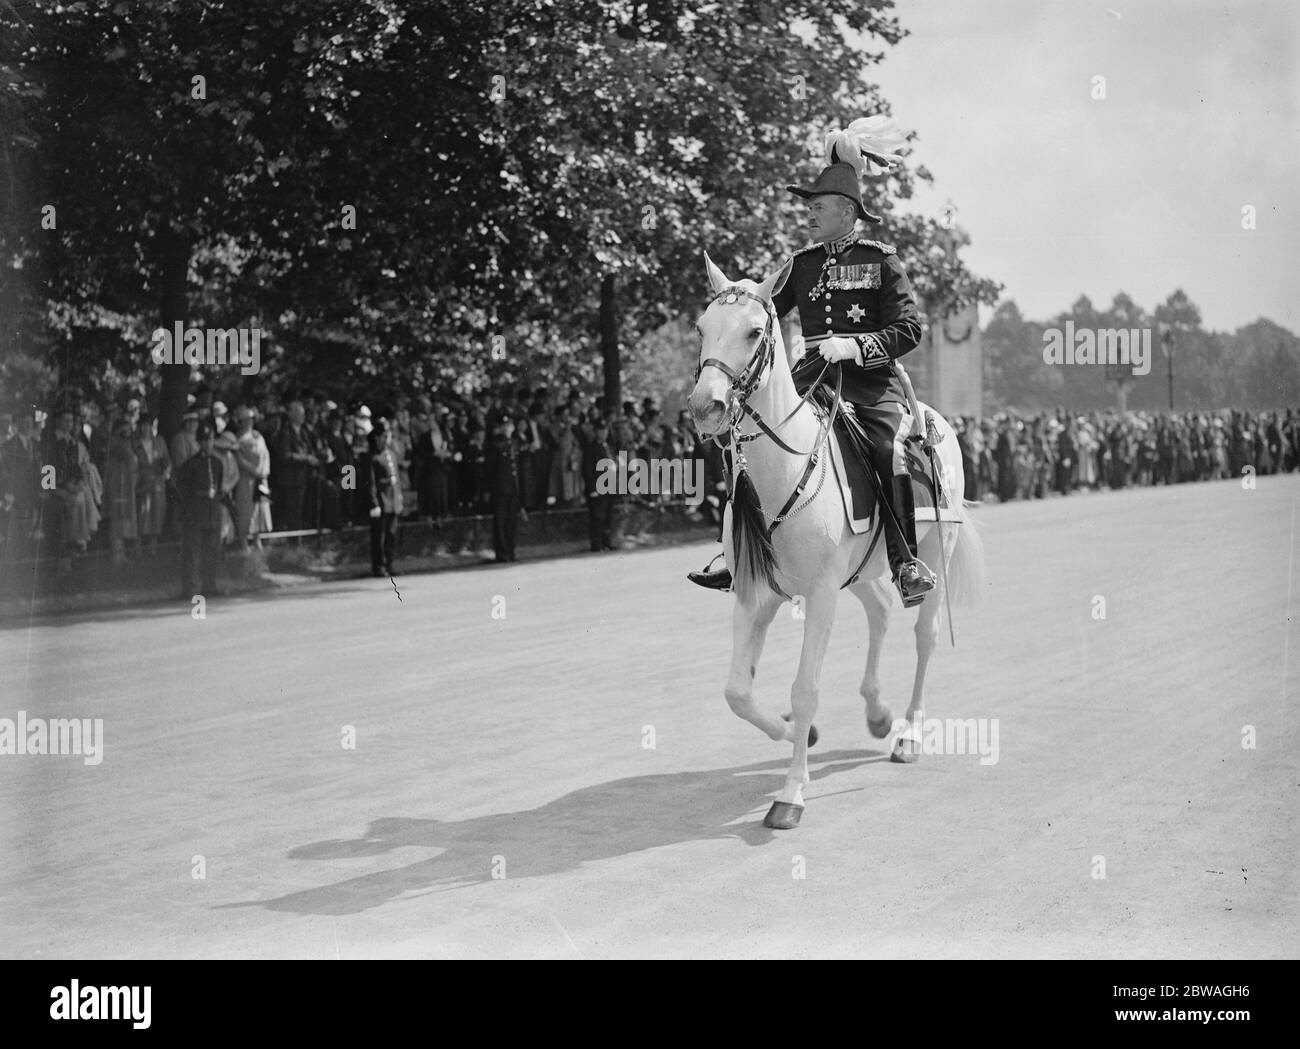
[983,289,1300,413]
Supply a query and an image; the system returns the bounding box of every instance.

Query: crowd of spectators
[0,381,712,570]
[3,378,1296,573]
[952,408,1299,502]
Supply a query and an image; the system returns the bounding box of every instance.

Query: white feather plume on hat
[825,116,907,177]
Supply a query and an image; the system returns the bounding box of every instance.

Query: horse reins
[696,285,843,535]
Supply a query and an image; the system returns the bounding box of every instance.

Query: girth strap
[841,518,885,589]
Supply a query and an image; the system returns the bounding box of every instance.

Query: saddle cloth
[820,400,960,535]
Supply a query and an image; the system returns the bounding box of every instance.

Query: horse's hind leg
[767,588,835,828]
[852,577,894,741]
[723,594,791,742]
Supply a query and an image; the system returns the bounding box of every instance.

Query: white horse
[686,252,985,829]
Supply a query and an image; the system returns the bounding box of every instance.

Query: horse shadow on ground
[219,748,886,917]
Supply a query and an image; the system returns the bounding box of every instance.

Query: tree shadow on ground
[219,748,886,916]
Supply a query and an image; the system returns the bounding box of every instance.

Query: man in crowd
[176,422,225,597]
[272,399,318,531]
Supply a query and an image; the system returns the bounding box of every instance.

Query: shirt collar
[824,230,857,255]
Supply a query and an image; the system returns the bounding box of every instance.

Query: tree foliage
[983,288,1300,413]
[2,0,1002,429]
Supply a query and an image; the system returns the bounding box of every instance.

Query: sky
[865,0,1299,332]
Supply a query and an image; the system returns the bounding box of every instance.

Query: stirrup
[895,559,936,607]
[687,552,732,591]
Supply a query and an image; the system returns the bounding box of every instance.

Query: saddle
[804,384,945,534]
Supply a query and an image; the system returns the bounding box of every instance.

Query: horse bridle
[693,284,848,547]
[695,285,778,435]
[695,285,838,458]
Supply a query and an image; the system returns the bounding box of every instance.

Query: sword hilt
[923,411,942,450]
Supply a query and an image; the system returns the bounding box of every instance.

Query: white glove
[369,506,382,519]
[818,336,861,365]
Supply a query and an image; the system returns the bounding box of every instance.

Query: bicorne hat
[787,116,908,225]
[787,162,881,224]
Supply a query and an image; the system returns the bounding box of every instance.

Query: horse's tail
[731,469,781,599]
[945,500,986,608]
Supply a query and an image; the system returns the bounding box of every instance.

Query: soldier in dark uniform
[582,414,617,552]
[994,416,1017,501]
[365,420,403,576]
[689,122,937,606]
[176,422,224,597]
[485,415,522,563]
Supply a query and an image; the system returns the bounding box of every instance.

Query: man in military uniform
[689,143,937,606]
[484,414,523,563]
[365,419,403,576]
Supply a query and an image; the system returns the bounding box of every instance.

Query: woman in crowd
[134,411,170,558]
[213,428,242,543]
[105,417,139,564]
[233,405,273,547]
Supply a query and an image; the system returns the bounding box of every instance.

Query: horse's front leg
[723,592,789,741]
[766,587,836,829]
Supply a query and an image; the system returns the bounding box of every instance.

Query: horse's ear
[757,255,794,302]
[703,251,730,294]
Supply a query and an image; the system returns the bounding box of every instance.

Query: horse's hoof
[781,714,818,747]
[890,739,920,764]
[763,801,804,830]
[868,709,893,739]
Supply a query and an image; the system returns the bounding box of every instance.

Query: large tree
[3,0,1002,419]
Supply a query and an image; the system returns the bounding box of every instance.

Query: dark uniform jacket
[772,231,923,407]
[484,436,521,498]
[273,422,317,488]
[581,434,614,498]
[366,446,404,515]
[176,451,225,530]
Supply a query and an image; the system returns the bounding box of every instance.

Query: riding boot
[692,460,733,591]
[890,475,936,607]
[687,551,732,591]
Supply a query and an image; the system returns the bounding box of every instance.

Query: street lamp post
[1161,327,1175,411]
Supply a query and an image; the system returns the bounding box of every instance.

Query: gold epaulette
[857,239,897,255]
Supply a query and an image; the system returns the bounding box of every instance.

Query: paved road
[2,476,1297,958]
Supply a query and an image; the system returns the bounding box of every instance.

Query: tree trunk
[157,227,190,440]
[600,273,620,411]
